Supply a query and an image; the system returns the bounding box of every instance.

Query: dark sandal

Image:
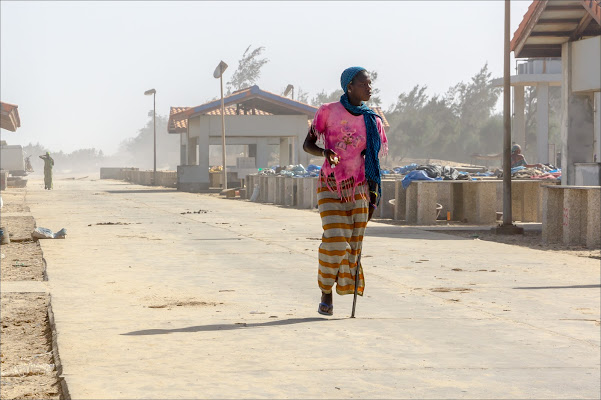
[317,302,333,316]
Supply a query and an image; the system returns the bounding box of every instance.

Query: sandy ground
[372,217,601,261]
[0,188,61,399]
[442,229,601,261]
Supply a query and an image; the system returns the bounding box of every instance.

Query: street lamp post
[496,0,523,235]
[284,84,294,100]
[213,61,228,190]
[144,88,157,185]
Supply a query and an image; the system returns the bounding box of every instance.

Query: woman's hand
[324,149,340,167]
[368,191,377,221]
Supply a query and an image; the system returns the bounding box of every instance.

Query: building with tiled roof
[170,85,391,192]
[510,0,600,186]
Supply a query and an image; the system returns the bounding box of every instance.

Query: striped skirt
[317,178,369,296]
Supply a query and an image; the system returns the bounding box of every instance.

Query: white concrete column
[536,83,549,164]
[256,138,270,169]
[561,42,596,185]
[514,85,526,149]
[594,92,601,162]
[279,137,290,166]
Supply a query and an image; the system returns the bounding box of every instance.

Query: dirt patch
[147,298,222,309]
[1,214,45,281]
[443,230,601,260]
[0,293,60,400]
[0,189,30,213]
[1,241,45,281]
[0,189,63,399]
[2,216,37,242]
[430,287,473,293]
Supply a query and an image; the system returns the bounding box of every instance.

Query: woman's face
[348,71,372,103]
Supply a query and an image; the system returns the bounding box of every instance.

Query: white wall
[197,115,308,138]
[572,36,601,93]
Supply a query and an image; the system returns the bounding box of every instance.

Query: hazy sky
[1,1,532,154]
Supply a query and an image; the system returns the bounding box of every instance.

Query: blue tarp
[393,163,418,175]
[401,170,439,189]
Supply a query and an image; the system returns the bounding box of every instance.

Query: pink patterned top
[311,101,388,202]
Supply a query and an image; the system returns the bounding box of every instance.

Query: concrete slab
[25,176,600,399]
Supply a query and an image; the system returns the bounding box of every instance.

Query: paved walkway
[26,176,600,399]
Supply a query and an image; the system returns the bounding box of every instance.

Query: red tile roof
[511,0,601,58]
[0,102,21,132]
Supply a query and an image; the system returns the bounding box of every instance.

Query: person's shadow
[121,317,343,336]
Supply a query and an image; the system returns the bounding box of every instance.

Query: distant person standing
[511,144,543,169]
[39,152,54,190]
[303,67,388,316]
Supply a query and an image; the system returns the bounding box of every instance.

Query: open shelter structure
[511,0,601,185]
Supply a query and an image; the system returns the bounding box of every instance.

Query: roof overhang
[0,102,21,132]
[511,0,601,58]
[175,86,318,122]
[168,86,390,134]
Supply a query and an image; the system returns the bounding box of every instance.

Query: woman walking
[39,152,54,190]
[303,67,387,316]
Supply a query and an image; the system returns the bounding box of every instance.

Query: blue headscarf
[339,66,383,206]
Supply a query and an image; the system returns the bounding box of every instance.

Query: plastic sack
[32,227,67,240]
[249,184,260,202]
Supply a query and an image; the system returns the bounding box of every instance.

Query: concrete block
[474,182,497,224]
[100,167,125,179]
[542,186,563,244]
[405,183,418,224]
[267,176,277,203]
[0,171,8,190]
[586,189,601,248]
[521,182,539,222]
[299,178,314,209]
[436,182,453,221]
[462,183,478,223]
[452,183,466,222]
[245,175,254,199]
[275,176,285,205]
[416,182,437,225]
[511,181,524,222]
[563,189,586,246]
[393,181,406,221]
[284,177,296,207]
[259,176,269,203]
[379,180,396,219]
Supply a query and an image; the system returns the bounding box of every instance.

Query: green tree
[365,70,382,107]
[226,45,269,94]
[311,89,344,106]
[119,114,179,170]
[295,87,310,104]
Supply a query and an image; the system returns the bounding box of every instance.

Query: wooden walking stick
[350,251,361,318]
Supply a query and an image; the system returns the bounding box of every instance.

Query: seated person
[511,144,543,169]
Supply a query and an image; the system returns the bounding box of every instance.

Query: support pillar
[514,85,526,149]
[536,83,549,164]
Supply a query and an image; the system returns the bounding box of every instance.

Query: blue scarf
[339,93,382,206]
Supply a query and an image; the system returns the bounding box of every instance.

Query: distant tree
[311,89,344,106]
[119,114,179,170]
[384,64,503,163]
[226,45,269,94]
[294,87,311,104]
[365,70,382,107]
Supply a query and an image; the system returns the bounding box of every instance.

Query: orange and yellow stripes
[316,179,369,296]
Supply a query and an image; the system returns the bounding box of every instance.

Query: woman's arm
[303,128,339,166]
